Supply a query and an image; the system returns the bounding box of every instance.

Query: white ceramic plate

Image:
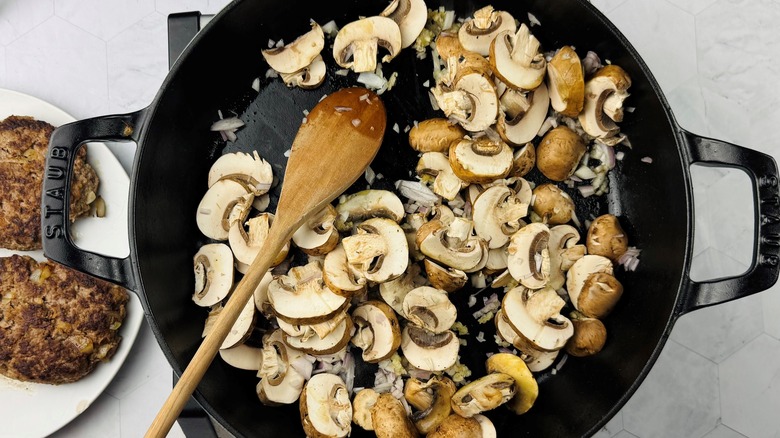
[0,88,144,438]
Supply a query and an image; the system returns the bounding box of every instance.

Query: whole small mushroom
[565,311,608,357]
[535,126,587,182]
[532,184,575,225]
[586,214,629,262]
[427,414,482,438]
[408,118,466,153]
[371,393,419,438]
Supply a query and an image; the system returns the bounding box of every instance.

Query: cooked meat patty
[0,115,99,250]
[0,255,127,384]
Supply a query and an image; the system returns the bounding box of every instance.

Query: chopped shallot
[641,156,653,164]
[528,12,541,26]
[395,180,439,206]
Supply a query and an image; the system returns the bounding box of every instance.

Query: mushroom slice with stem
[472,184,529,249]
[423,259,467,292]
[192,243,234,307]
[300,373,353,438]
[496,82,550,146]
[489,24,546,91]
[417,219,488,272]
[277,311,348,341]
[323,244,367,298]
[507,222,551,289]
[458,5,516,56]
[280,55,327,89]
[284,315,354,355]
[219,343,264,371]
[293,204,340,256]
[579,65,632,138]
[333,16,402,73]
[401,325,460,372]
[196,179,253,240]
[586,213,629,262]
[262,22,325,74]
[402,286,457,334]
[380,0,428,48]
[494,309,559,372]
[267,261,349,325]
[352,388,380,431]
[449,137,513,184]
[547,46,585,117]
[334,189,405,231]
[229,212,290,266]
[531,183,576,225]
[547,225,582,290]
[432,70,499,132]
[408,118,465,153]
[256,330,307,405]
[565,311,608,357]
[351,301,401,363]
[502,286,574,352]
[405,376,456,434]
[535,126,587,182]
[566,254,617,316]
[451,373,516,417]
[371,393,420,438]
[379,262,423,314]
[428,414,482,438]
[485,353,538,415]
[416,152,468,201]
[342,217,409,283]
[208,151,274,195]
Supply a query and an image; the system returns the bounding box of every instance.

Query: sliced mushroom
[262,22,325,74]
[300,373,352,438]
[417,152,468,201]
[208,151,274,195]
[402,287,457,334]
[323,244,367,298]
[342,217,409,283]
[485,353,538,415]
[485,246,510,273]
[472,184,528,249]
[566,254,616,316]
[408,118,466,153]
[219,296,258,349]
[256,330,307,405]
[451,373,516,417]
[351,301,402,363]
[192,243,234,307]
[474,415,497,438]
[510,142,536,177]
[579,65,632,138]
[586,214,629,262]
[490,24,546,91]
[334,190,405,231]
[293,205,340,256]
[535,126,587,182]
[196,179,253,240]
[254,270,275,316]
[494,309,559,372]
[267,261,349,325]
[565,311,608,357]
[432,70,499,132]
[436,31,466,59]
[449,137,513,184]
[380,0,427,48]
[284,315,354,355]
[424,259,468,292]
[280,55,327,89]
[401,325,460,372]
[502,286,574,352]
[219,343,264,371]
[229,212,290,266]
[353,388,380,431]
[496,82,550,146]
[427,414,482,438]
[379,262,423,314]
[547,225,581,290]
[417,219,488,272]
[507,222,550,289]
[458,6,516,56]
[333,16,402,73]
[547,46,585,117]
[405,376,456,434]
[531,183,575,225]
[278,310,347,340]
[371,393,420,438]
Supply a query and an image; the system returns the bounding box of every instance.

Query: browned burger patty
[0,255,128,384]
[0,116,99,250]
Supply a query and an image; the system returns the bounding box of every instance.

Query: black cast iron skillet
[41,0,780,436]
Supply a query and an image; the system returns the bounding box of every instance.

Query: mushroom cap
[510,142,536,178]
[577,272,624,318]
[219,343,264,371]
[207,151,274,194]
[502,286,573,351]
[381,0,428,48]
[284,315,354,355]
[507,222,551,289]
[408,118,466,153]
[262,22,325,74]
[406,375,456,434]
[416,152,467,201]
[401,326,460,372]
[458,6,517,56]
[472,184,529,249]
[342,217,409,283]
[474,415,497,438]
[535,126,587,182]
[489,25,546,91]
[332,16,402,73]
[427,414,482,438]
[485,353,538,415]
[566,255,614,309]
[417,219,487,272]
[192,243,234,307]
[351,301,401,363]
[352,388,380,431]
[423,259,468,292]
[402,286,458,334]
[547,46,585,117]
[436,31,466,59]
[277,311,347,341]
[586,213,629,262]
[379,263,421,314]
[335,189,405,231]
[565,312,608,357]
[496,82,550,146]
[449,138,513,184]
[450,372,516,417]
[280,54,327,89]
[196,179,252,240]
[531,183,576,225]
[578,65,631,138]
[299,373,352,438]
[371,393,419,438]
[323,243,367,298]
[293,205,340,256]
[267,261,349,325]
[494,310,559,372]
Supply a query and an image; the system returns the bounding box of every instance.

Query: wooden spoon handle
[145,225,294,438]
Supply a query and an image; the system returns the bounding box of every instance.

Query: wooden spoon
[146,87,386,438]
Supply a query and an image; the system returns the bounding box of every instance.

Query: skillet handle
[42,109,146,291]
[678,130,780,315]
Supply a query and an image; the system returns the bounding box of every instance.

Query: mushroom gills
[192,243,234,307]
[401,325,460,372]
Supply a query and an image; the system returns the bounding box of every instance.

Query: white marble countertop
[1,0,779,437]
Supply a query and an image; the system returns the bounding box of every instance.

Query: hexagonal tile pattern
[702,424,749,438]
[592,411,624,438]
[667,75,710,137]
[764,286,780,340]
[719,334,780,437]
[104,322,172,399]
[703,168,754,266]
[54,0,155,41]
[155,0,231,15]
[666,0,720,14]
[613,432,639,438]
[589,0,629,14]
[690,164,729,258]
[107,12,168,113]
[5,16,108,118]
[700,86,752,148]
[52,392,120,438]
[608,0,697,92]
[670,287,763,362]
[622,341,720,438]
[0,46,6,88]
[0,0,54,46]
[119,370,186,438]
